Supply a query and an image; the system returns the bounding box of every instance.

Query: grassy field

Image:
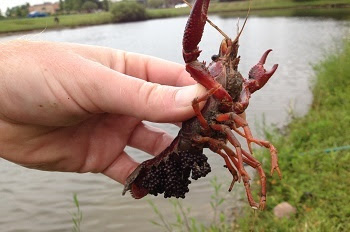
[1,0,350,34]
[147,0,350,18]
[0,12,112,34]
[234,39,350,231]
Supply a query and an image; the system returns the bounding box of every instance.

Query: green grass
[71,193,83,232]
[0,12,112,34]
[148,0,350,19]
[235,39,350,231]
[1,0,350,34]
[149,177,231,232]
[209,0,350,12]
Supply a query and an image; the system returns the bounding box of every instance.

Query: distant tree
[0,9,4,19]
[15,7,22,16]
[102,0,110,11]
[110,1,147,22]
[218,0,244,2]
[59,0,65,11]
[21,3,29,17]
[73,0,83,11]
[6,8,11,17]
[219,0,234,2]
[64,0,74,12]
[166,0,182,7]
[81,1,98,13]
[5,4,29,18]
[147,0,164,9]
[60,0,105,13]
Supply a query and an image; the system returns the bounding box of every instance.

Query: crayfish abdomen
[123,97,230,199]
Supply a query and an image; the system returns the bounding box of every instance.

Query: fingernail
[175,84,206,108]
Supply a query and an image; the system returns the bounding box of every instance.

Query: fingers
[75,61,207,122]
[103,151,139,185]
[55,42,196,86]
[1,40,205,124]
[32,41,205,123]
[104,122,175,184]
[127,122,174,156]
[111,50,197,86]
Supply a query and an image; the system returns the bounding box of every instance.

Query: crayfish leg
[220,144,261,209]
[216,112,281,178]
[240,149,267,210]
[211,123,269,209]
[193,135,261,209]
[216,112,255,153]
[221,143,267,210]
[192,85,221,131]
[210,124,250,180]
[193,136,240,191]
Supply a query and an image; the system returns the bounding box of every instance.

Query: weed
[235,39,350,231]
[148,176,231,231]
[71,193,83,232]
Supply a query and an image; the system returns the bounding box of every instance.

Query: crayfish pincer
[123,0,281,210]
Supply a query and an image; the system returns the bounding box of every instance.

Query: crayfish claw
[182,0,210,63]
[267,63,279,76]
[258,197,266,210]
[247,50,278,93]
[271,166,282,180]
[258,49,272,65]
[269,145,282,179]
[228,175,239,192]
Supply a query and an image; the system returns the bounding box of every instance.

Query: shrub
[110,1,147,22]
[81,1,98,13]
[147,0,164,9]
[292,0,318,2]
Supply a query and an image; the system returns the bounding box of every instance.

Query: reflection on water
[0,16,349,232]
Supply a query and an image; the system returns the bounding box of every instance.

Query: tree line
[2,0,249,19]
[3,0,110,18]
[60,0,110,13]
[4,3,30,18]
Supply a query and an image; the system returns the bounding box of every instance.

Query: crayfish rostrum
[123,0,281,209]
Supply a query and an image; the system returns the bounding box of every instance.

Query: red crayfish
[123,0,281,209]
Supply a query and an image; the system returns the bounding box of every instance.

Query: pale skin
[0,40,209,185]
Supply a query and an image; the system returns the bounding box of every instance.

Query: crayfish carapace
[123,0,281,210]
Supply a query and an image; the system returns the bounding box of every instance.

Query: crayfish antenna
[182,0,230,40]
[233,0,251,44]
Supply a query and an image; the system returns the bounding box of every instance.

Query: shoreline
[0,22,116,38]
[235,39,350,231]
[0,2,350,36]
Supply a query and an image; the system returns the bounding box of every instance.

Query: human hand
[0,40,205,184]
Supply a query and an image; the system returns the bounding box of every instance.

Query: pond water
[0,15,349,232]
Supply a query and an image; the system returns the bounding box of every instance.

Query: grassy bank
[146,0,350,19]
[1,0,350,35]
[0,12,113,34]
[235,39,350,231]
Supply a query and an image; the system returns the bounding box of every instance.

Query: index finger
[61,42,196,87]
[113,51,196,87]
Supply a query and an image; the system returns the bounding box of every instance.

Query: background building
[29,2,60,14]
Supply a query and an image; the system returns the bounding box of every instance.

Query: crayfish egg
[211,54,219,61]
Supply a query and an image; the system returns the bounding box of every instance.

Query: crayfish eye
[211,54,219,61]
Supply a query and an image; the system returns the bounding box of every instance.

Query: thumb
[80,65,207,122]
[131,82,207,122]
